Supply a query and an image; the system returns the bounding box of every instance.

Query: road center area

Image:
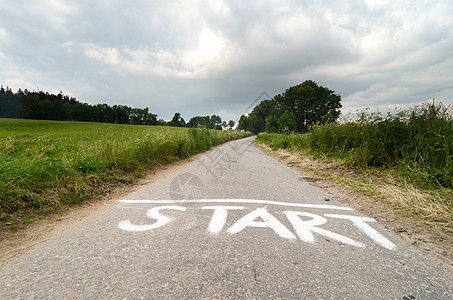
[116,199,396,250]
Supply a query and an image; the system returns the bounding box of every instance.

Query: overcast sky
[1,0,452,121]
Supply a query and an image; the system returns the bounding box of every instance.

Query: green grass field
[0,118,251,221]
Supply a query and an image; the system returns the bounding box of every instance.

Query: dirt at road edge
[256,143,453,275]
[0,153,204,265]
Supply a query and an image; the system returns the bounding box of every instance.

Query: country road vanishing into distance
[1,136,452,299]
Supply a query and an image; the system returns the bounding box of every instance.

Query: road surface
[1,136,452,299]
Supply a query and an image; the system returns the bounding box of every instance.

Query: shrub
[257,100,453,189]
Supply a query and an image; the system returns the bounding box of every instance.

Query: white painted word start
[117,199,396,250]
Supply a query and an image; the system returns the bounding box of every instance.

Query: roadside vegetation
[0,118,251,224]
[238,80,342,134]
[256,100,453,228]
[0,86,235,129]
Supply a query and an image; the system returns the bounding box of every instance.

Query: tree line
[0,86,235,129]
[238,80,342,134]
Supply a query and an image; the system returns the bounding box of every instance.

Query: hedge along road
[1,136,453,299]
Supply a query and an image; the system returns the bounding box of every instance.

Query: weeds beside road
[255,100,453,267]
[258,100,453,190]
[0,119,251,224]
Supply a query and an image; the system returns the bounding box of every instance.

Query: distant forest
[0,86,234,129]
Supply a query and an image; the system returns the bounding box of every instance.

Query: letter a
[227,207,296,239]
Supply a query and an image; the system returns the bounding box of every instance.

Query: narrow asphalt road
[1,136,452,299]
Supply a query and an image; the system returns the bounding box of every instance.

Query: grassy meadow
[0,118,251,221]
[256,100,453,227]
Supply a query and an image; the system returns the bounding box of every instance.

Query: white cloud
[74,25,235,79]
[180,27,234,78]
[207,0,230,17]
[121,48,179,76]
[0,27,6,39]
[43,0,72,14]
[84,45,122,66]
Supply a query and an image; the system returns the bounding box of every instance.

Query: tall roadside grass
[0,119,251,219]
[257,100,453,190]
[256,100,453,230]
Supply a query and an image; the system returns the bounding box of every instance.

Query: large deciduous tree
[238,80,342,134]
[187,115,224,130]
[170,112,186,127]
[279,80,341,132]
[238,99,276,134]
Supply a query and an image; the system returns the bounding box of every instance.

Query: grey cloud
[1,0,452,121]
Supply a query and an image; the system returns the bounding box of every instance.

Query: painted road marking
[117,199,352,210]
[325,214,396,250]
[226,207,297,240]
[116,199,396,250]
[285,211,365,248]
[201,206,245,234]
[118,206,186,232]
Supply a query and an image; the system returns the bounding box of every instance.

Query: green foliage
[187,115,224,130]
[277,111,297,134]
[0,119,251,217]
[282,80,342,132]
[265,115,279,133]
[239,100,276,134]
[238,80,342,134]
[238,114,251,132]
[170,112,186,127]
[0,86,159,125]
[257,100,453,189]
[264,111,297,134]
[0,86,239,132]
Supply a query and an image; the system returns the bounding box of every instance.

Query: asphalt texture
[1,136,453,299]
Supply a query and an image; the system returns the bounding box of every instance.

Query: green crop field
[0,118,251,221]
